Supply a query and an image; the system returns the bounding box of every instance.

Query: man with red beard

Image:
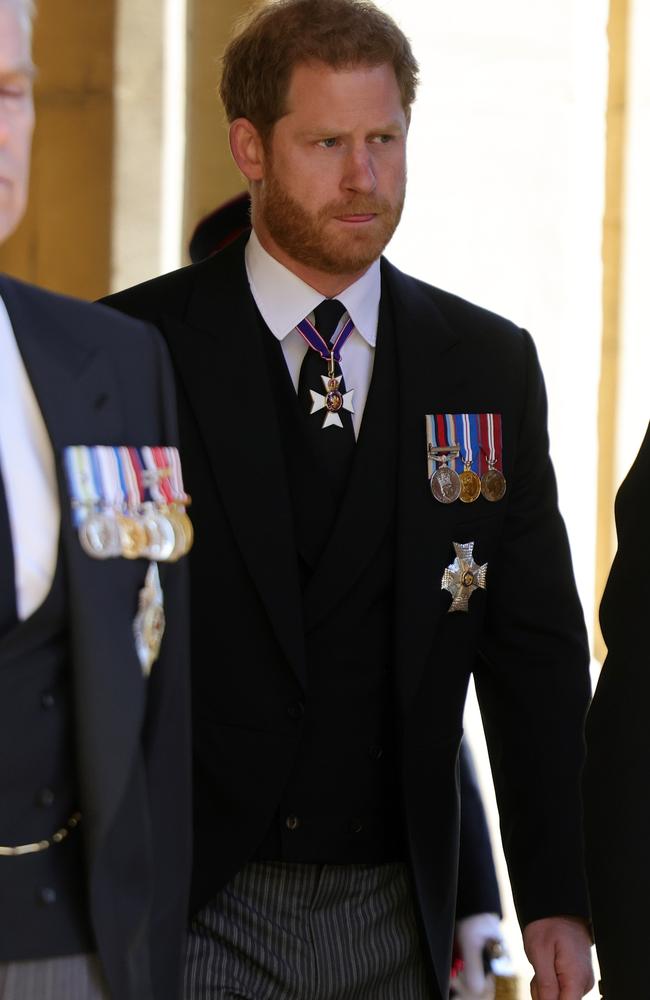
[103,2,594,998]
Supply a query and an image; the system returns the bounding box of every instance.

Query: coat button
[37,788,55,808]
[349,818,364,834]
[38,887,57,906]
[285,815,301,831]
[41,692,55,709]
[368,745,384,760]
[286,701,304,721]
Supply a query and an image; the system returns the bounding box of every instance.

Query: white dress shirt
[245,230,381,437]
[0,294,59,620]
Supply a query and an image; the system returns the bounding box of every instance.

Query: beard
[258,164,405,276]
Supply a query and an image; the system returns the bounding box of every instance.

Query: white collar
[244,229,380,347]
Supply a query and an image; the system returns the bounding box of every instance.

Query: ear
[229,118,266,181]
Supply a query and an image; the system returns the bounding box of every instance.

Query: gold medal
[459,468,481,503]
[166,506,194,561]
[117,513,147,559]
[481,467,507,502]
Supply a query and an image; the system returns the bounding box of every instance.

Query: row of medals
[77,500,193,562]
[429,446,507,505]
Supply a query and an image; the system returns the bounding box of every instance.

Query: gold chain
[0,811,82,857]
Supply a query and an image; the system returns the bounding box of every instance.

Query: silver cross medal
[310,351,355,429]
[441,541,487,613]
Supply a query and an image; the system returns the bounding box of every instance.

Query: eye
[317,137,339,149]
[370,134,395,145]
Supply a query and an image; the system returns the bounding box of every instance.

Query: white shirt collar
[244,229,380,347]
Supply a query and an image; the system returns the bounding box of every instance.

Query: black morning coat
[0,275,191,1000]
[103,234,591,1000]
[583,421,650,1000]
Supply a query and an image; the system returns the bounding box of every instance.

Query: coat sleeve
[473,330,591,928]
[582,421,650,997]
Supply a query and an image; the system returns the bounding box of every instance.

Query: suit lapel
[384,262,467,711]
[0,276,149,859]
[159,244,306,687]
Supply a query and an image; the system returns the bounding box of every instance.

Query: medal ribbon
[95,446,123,511]
[140,447,174,505]
[453,413,480,473]
[121,447,144,509]
[164,447,190,504]
[295,312,355,363]
[64,447,99,526]
[426,414,459,472]
[477,413,504,475]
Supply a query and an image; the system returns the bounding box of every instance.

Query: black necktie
[0,463,17,634]
[297,298,355,513]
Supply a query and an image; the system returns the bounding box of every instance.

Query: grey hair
[3,0,36,44]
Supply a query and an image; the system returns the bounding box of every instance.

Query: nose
[341,145,376,195]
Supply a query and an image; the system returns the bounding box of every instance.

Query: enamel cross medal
[310,350,355,429]
[296,311,356,430]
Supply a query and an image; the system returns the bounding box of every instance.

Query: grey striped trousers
[0,954,108,1000]
[184,861,435,999]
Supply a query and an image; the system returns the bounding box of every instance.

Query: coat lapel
[0,275,149,859]
[158,244,306,687]
[384,262,468,711]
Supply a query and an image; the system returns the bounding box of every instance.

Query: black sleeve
[474,331,591,928]
[583,421,650,997]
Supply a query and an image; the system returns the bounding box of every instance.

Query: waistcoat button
[37,788,55,808]
[38,887,57,906]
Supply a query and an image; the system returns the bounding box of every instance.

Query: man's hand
[523,916,594,1000]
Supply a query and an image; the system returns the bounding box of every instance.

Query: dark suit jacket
[0,275,192,1000]
[583,421,650,1000]
[102,236,591,999]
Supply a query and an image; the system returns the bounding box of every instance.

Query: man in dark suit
[0,1,191,997]
[103,1,594,997]
[583,423,650,999]
[188,194,510,1000]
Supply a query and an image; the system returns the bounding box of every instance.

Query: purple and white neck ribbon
[295,311,355,363]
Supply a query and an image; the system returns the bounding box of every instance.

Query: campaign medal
[441,541,488,613]
[133,561,165,677]
[140,446,193,561]
[426,415,461,503]
[296,312,355,429]
[64,444,192,564]
[65,446,120,559]
[456,412,481,503]
[478,413,507,502]
[162,446,194,558]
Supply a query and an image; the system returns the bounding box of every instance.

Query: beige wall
[0,1,115,300]
[182,0,252,258]
[595,0,630,658]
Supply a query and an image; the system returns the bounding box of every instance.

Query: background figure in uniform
[189,195,510,1000]
[103,2,594,998]
[583,421,650,1000]
[0,1,191,997]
